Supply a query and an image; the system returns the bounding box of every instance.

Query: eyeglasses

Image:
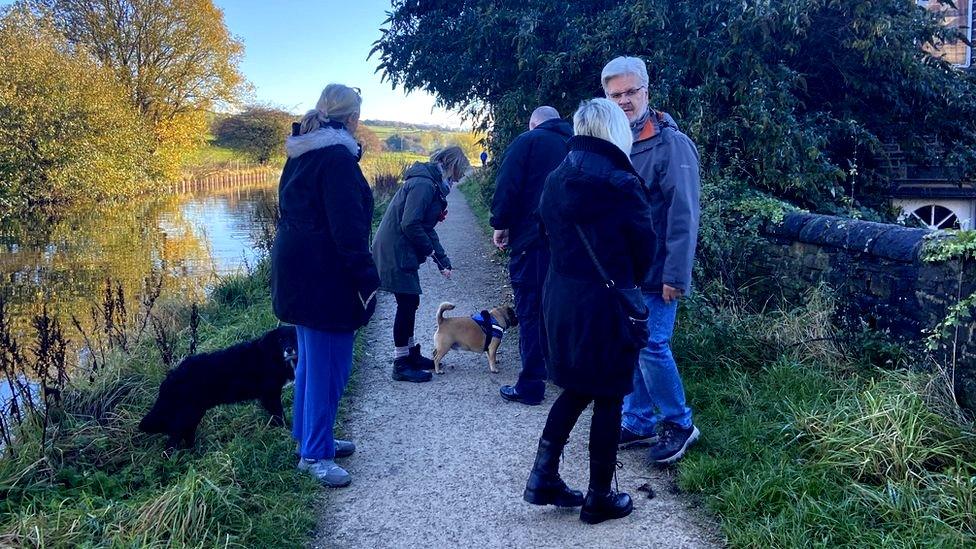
[607,86,645,101]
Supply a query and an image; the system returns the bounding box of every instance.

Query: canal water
[0,178,278,357]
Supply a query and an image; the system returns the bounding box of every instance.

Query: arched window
[910,204,962,230]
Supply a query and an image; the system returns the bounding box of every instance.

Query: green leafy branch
[922,230,976,353]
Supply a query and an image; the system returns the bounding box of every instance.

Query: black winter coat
[490,118,573,255]
[271,126,379,332]
[539,136,657,398]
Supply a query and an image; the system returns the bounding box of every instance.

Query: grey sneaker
[297,458,351,487]
[647,423,700,464]
[294,439,356,459]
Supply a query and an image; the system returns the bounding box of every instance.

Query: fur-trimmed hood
[285,127,359,159]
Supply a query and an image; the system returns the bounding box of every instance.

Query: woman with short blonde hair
[523,98,657,524]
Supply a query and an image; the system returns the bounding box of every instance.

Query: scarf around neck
[630,108,651,141]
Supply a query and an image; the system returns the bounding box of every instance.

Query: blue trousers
[621,293,693,435]
[292,326,354,460]
[511,246,549,401]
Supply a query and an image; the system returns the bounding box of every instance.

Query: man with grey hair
[491,106,573,405]
[601,56,701,464]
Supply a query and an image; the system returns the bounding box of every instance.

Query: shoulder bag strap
[574,224,614,288]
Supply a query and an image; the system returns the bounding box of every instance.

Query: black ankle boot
[580,489,633,524]
[392,356,432,382]
[579,459,633,524]
[523,438,584,507]
[408,344,435,371]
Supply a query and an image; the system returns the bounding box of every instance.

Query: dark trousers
[541,388,623,491]
[393,292,420,346]
[510,246,549,400]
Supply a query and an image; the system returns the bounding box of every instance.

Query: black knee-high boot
[523,437,584,507]
[580,457,633,524]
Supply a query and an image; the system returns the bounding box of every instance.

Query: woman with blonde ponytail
[271,84,377,488]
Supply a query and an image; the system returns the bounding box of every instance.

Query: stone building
[890,1,976,230]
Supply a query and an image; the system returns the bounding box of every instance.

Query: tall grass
[675,289,976,547]
[0,263,319,547]
[360,151,422,190]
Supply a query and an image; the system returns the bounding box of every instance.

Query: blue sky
[0,0,462,126]
[216,1,462,126]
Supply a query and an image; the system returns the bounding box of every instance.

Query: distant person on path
[524,98,656,524]
[271,83,379,488]
[602,56,701,463]
[373,146,471,383]
[480,150,488,166]
[491,106,572,406]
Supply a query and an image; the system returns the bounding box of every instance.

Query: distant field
[186,141,248,165]
[182,139,260,175]
[366,125,417,139]
[364,124,484,167]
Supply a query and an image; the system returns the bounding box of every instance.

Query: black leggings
[393,293,420,346]
[541,388,623,490]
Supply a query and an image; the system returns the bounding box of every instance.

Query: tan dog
[432,302,518,374]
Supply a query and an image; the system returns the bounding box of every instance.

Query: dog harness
[471,310,504,352]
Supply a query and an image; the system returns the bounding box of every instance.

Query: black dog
[139,325,298,448]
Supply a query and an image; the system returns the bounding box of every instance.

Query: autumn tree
[448,132,484,165]
[0,6,151,208]
[29,0,247,175]
[214,107,293,164]
[356,126,382,157]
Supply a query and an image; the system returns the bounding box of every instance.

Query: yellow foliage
[153,111,208,180]
[0,1,249,208]
[0,6,153,207]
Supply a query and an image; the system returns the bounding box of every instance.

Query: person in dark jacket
[602,56,701,464]
[372,146,471,383]
[271,84,379,488]
[523,98,656,524]
[491,106,573,406]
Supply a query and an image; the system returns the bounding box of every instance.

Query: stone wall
[754,212,976,407]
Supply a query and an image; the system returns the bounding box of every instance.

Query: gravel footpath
[313,186,723,549]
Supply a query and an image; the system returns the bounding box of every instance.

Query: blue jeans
[293,326,354,460]
[510,246,549,401]
[621,293,693,435]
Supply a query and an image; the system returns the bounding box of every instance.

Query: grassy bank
[461,174,976,546]
[0,262,320,547]
[674,294,976,547]
[458,171,494,236]
[182,138,273,178]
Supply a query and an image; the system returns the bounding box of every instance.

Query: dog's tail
[436,302,455,325]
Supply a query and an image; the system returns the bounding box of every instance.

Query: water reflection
[0,181,278,337]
